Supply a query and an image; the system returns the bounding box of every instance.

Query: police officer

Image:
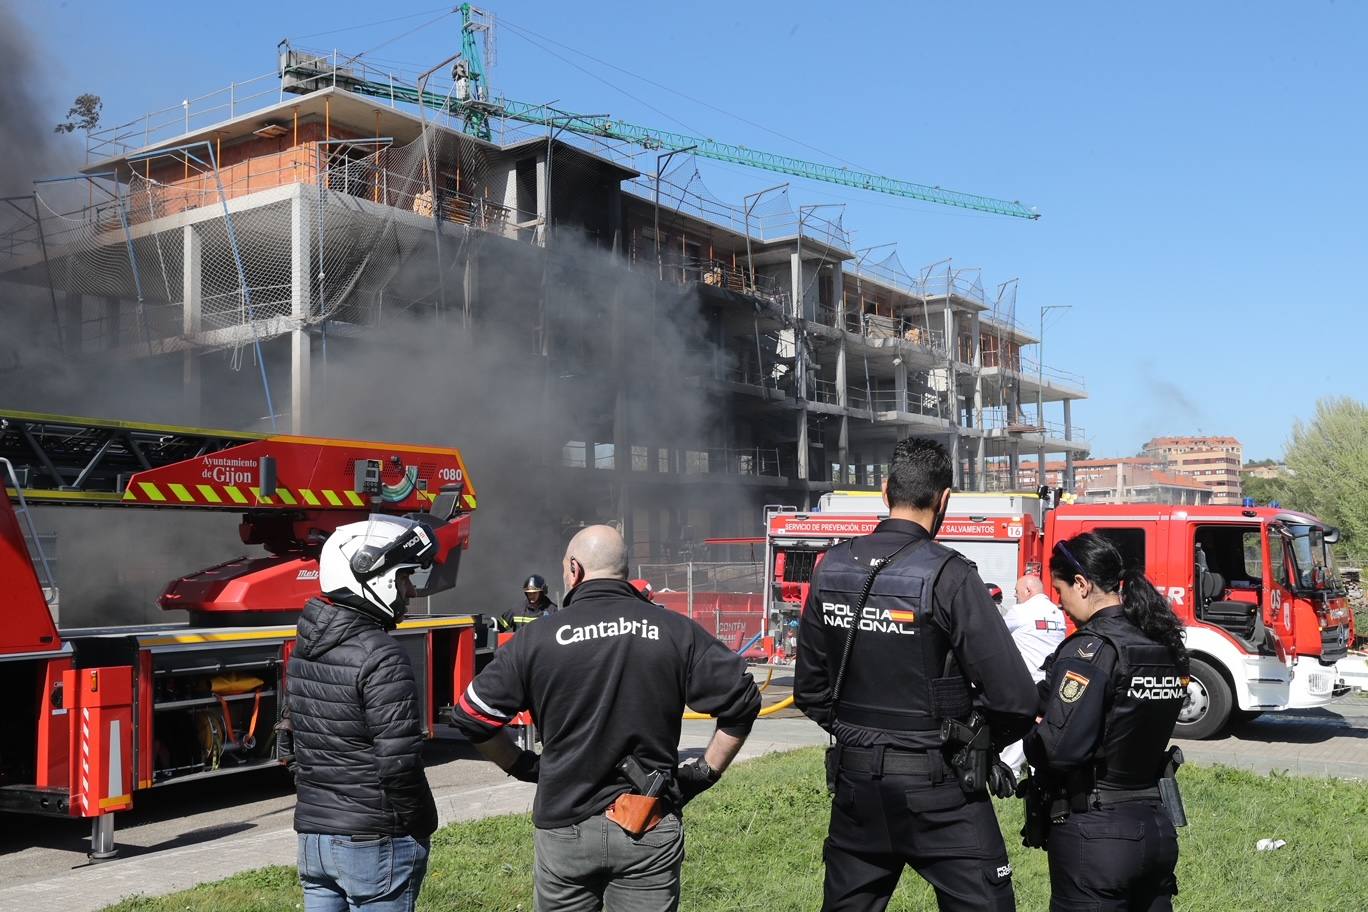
[1022,532,1189,911]
[796,437,1037,912]
[498,573,557,632]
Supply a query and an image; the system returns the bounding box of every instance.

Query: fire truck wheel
[1175,658,1231,740]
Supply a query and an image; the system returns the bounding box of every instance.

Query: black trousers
[1046,801,1178,911]
[822,767,1015,912]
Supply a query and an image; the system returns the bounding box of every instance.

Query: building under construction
[0,22,1088,573]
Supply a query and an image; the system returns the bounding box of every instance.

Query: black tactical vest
[1079,612,1189,789]
[813,535,960,737]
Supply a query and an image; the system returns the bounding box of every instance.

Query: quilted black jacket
[286,597,438,838]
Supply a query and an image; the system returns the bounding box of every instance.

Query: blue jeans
[298,833,430,912]
[533,812,685,912]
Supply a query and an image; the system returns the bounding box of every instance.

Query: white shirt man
[1000,574,1067,773]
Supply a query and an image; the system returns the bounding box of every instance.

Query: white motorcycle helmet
[319,515,438,625]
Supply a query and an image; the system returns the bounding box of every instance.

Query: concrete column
[832,261,845,331]
[536,155,549,246]
[796,412,809,482]
[944,305,958,424]
[969,313,986,490]
[290,191,312,434]
[1063,398,1075,492]
[462,247,477,325]
[179,226,202,421]
[835,338,848,405]
[894,359,908,414]
[975,435,987,492]
[1009,444,1020,489]
[836,339,849,484]
[949,433,962,489]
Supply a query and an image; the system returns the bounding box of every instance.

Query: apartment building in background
[1142,436,1244,505]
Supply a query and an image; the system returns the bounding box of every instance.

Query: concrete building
[1142,436,1244,505]
[0,66,1089,570]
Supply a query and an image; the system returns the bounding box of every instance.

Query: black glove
[274,715,296,775]
[674,757,721,805]
[988,759,1018,800]
[508,749,540,783]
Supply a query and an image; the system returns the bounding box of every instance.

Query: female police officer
[1022,532,1189,911]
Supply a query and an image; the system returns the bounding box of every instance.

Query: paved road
[1174,692,1368,779]
[1,675,1363,911]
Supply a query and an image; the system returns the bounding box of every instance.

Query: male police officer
[498,573,557,632]
[452,525,761,911]
[796,437,1037,912]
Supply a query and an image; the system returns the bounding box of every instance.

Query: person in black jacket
[286,515,441,912]
[451,524,761,912]
[796,437,1037,912]
[1022,533,1189,911]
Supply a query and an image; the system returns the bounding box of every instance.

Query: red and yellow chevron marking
[888,609,917,624]
[121,482,371,509]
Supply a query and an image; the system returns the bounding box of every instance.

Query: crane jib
[277,58,1040,221]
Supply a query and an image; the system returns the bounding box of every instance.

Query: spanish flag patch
[888,609,917,624]
[1060,670,1090,703]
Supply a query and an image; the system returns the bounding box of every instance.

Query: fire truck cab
[1044,504,1352,738]
[764,491,1352,740]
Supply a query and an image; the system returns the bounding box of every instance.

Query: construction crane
[278,4,1038,220]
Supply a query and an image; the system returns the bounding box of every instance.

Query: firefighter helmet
[522,574,548,596]
[985,583,1004,606]
[319,515,438,625]
[630,578,654,600]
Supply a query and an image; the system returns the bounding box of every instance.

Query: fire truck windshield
[1286,524,1337,592]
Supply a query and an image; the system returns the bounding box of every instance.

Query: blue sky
[20,1,1366,460]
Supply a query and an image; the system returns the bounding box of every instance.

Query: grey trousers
[533,812,685,912]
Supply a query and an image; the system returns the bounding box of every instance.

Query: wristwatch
[695,758,721,783]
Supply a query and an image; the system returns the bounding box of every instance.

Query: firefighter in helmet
[498,573,558,632]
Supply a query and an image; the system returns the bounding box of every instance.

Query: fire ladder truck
[0,410,482,857]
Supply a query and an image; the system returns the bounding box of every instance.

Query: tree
[55,93,102,134]
[1273,397,1368,560]
[1241,473,1294,507]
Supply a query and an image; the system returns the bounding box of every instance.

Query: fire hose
[683,667,792,719]
[684,695,794,720]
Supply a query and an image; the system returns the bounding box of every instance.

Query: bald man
[451,525,761,911]
[999,575,1067,773]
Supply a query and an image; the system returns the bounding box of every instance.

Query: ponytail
[1120,566,1188,664]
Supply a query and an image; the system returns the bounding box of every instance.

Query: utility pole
[1037,303,1071,486]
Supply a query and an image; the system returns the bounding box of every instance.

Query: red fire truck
[0,411,482,856]
[764,491,1354,739]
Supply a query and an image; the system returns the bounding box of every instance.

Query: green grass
[104,749,1368,911]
